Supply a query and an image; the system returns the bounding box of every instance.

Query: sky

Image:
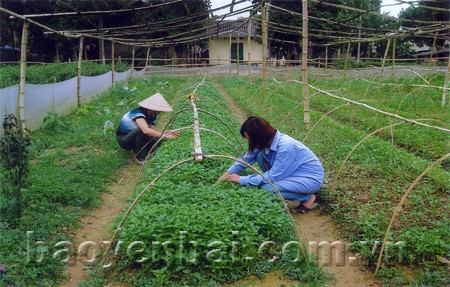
[210,0,416,19]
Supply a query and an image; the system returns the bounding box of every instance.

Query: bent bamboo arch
[328,118,447,195]
[375,152,450,274]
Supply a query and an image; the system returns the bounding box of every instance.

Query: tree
[399,0,449,49]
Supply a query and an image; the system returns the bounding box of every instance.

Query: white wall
[209,37,263,65]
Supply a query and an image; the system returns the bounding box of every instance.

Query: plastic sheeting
[0,69,143,136]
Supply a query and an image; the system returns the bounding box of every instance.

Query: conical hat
[138,92,173,112]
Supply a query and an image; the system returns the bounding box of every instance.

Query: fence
[0,68,145,136]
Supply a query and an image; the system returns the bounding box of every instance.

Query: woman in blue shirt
[116,92,179,164]
[224,116,324,213]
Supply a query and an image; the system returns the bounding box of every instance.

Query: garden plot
[219,74,449,286]
[90,77,330,286]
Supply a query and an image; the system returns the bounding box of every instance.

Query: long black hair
[240,116,277,152]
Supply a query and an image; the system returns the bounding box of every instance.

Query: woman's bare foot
[302,194,316,209]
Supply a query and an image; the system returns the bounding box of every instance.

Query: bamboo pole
[344,42,351,80]
[248,17,252,83]
[430,32,437,65]
[189,95,203,162]
[309,84,450,133]
[302,0,309,126]
[380,37,391,78]
[261,1,267,92]
[442,55,450,106]
[391,37,396,80]
[375,152,450,274]
[131,45,135,79]
[99,17,105,65]
[18,21,29,132]
[111,40,115,84]
[144,47,150,75]
[237,30,240,76]
[77,36,83,107]
[229,33,232,75]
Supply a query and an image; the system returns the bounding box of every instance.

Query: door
[231,43,244,63]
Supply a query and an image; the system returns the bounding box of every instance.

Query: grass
[0,61,129,88]
[0,76,187,286]
[218,74,449,286]
[1,67,448,286]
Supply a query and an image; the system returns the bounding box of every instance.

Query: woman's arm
[135,118,179,139]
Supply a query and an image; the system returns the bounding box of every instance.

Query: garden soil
[59,79,382,287]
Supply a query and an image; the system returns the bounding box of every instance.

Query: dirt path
[214,78,382,287]
[60,163,141,286]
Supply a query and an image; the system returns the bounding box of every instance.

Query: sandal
[293,202,318,214]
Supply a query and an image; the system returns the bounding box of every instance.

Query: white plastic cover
[0,68,143,136]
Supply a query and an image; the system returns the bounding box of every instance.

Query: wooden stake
[344,42,351,80]
[391,37,396,80]
[430,32,437,65]
[262,2,267,92]
[381,37,391,78]
[144,47,150,75]
[131,45,135,79]
[111,40,115,84]
[229,33,232,75]
[302,0,309,126]
[237,30,240,76]
[18,21,29,132]
[325,45,328,69]
[442,55,450,106]
[248,17,252,83]
[77,36,83,107]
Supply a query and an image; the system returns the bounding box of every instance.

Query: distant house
[207,18,262,65]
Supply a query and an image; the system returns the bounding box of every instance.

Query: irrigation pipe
[309,85,450,133]
[375,152,450,274]
[96,157,196,274]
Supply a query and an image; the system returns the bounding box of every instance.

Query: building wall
[209,37,263,65]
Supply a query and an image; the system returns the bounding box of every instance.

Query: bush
[0,114,31,225]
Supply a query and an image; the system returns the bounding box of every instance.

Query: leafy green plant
[41,112,66,133]
[0,114,31,225]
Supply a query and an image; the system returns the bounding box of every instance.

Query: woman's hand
[226,173,240,184]
[163,130,180,139]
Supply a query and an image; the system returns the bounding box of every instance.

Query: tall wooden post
[442,55,450,106]
[237,31,240,76]
[344,42,351,80]
[18,21,29,131]
[131,46,135,79]
[111,40,115,84]
[145,47,150,75]
[381,37,391,78]
[325,45,328,69]
[248,17,252,83]
[302,0,309,126]
[229,33,232,75]
[391,37,396,80]
[77,36,83,107]
[262,1,267,92]
[99,18,105,65]
[430,33,437,65]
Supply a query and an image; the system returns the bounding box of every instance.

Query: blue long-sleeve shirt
[228,130,324,193]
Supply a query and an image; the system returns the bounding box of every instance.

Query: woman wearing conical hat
[116,92,179,165]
